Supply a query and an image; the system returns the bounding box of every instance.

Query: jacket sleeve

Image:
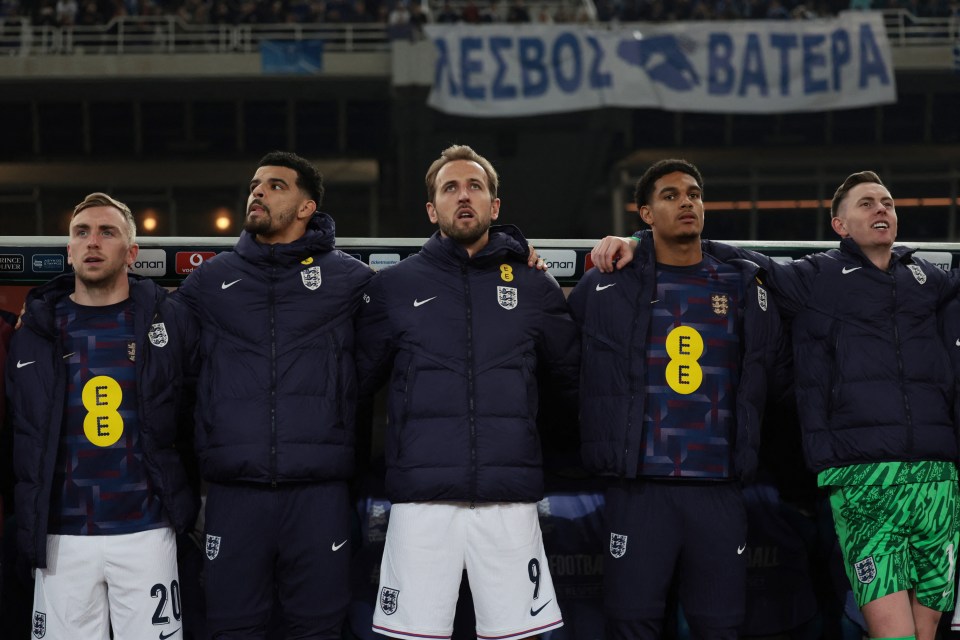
[173,261,203,316]
[354,273,396,399]
[939,297,960,450]
[535,273,580,421]
[735,274,783,481]
[702,240,812,318]
[168,294,202,505]
[566,270,592,330]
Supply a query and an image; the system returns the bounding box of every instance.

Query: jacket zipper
[462,263,477,505]
[623,260,647,478]
[269,250,278,487]
[891,269,913,452]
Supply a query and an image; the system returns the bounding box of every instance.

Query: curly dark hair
[257,151,325,206]
[634,159,703,209]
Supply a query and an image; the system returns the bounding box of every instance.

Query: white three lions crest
[757,286,768,312]
[854,556,876,583]
[908,264,927,285]
[610,532,628,558]
[301,266,322,290]
[205,534,221,561]
[148,322,168,348]
[497,286,518,310]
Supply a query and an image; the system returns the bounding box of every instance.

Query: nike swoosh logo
[221,279,242,289]
[841,266,862,274]
[63,352,76,359]
[159,629,181,640]
[413,296,437,307]
[956,339,960,347]
[332,540,347,551]
[16,360,35,368]
[595,283,616,291]
[737,544,746,555]
[530,600,552,616]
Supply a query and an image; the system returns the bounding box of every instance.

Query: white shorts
[372,501,563,640]
[33,527,182,640]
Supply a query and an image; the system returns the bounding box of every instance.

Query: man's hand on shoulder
[527,244,547,271]
[591,236,637,273]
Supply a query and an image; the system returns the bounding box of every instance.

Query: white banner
[425,12,895,117]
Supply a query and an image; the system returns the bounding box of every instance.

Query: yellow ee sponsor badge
[81,375,124,447]
[665,326,703,395]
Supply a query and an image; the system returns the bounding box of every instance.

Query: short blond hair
[73,192,137,244]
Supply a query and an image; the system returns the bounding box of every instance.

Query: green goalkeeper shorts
[828,476,959,610]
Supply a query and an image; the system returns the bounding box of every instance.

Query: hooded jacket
[176,212,373,484]
[6,274,199,568]
[705,237,960,472]
[354,226,579,503]
[569,231,781,482]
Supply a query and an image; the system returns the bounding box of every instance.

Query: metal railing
[0,10,953,56]
[0,17,390,55]
[880,8,959,45]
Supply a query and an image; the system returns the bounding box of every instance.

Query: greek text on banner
[425,12,895,117]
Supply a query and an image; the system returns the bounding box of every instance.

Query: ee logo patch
[500,264,514,282]
[82,375,124,447]
[665,326,703,395]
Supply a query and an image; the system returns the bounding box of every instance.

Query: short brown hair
[831,171,885,218]
[73,192,137,244]
[425,144,499,203]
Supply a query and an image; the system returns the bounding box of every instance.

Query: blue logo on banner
[32,254,64,273]
[261,40,324,75]
[617,35,700,91]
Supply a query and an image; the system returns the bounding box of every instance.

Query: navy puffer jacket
[705,238,960,472]
[7,274,199,568]
[355,226,579,503]
[177,212,373,483]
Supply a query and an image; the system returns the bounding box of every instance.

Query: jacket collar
[420,224,529,269]
[234,211,336,266]
[839,236,915,270]
[23,273,161,338]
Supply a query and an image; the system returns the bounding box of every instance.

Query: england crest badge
[908,264,927,285]
[711,293,729,316]
[205,534,221,561]
[32,611,46,639]
[301,266,322,290]
[148,322,169,348]
[854,556,877,584]
[757,286,768,312]
[380,587,399,615]
[610,532,628,558]
[497,286,518,310]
